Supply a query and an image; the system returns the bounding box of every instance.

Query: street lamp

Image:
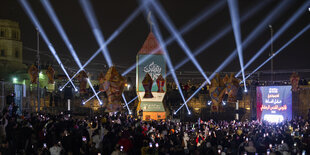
[269,24,274,82]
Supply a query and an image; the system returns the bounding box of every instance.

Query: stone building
[0,19,27,80]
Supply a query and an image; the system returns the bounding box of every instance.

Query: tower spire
[147,11,153,32]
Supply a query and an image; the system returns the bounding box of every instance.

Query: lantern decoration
[142,73,153,98]
[103,66,126,112]
[210,87,222,103]
[156,74,165,93]
[77,71,88,94]
[226,73,240,103]
[290,72,300,92]
[209,74,226,111]
[222,74,229,85]
[98,72,105,92]
[28,64,38,84]
[46,66,55,84]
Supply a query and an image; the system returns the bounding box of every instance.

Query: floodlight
[207,100,212,106]
[13,77,18,83]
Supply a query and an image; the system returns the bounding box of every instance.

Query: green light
[13,77,18,83]
[39,72,44,78]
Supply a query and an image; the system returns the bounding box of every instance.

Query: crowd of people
[0,105,309,155]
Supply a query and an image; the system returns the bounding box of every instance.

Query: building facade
[0,19,26,80]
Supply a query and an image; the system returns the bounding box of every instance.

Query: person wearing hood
[182,132,189,153]
[244,141,256,154]
[92,129,101,150]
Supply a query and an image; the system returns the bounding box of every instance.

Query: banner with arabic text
[257,86,292,122]
[137,55,166,92]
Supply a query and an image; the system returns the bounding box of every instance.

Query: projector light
[207,101,212,106]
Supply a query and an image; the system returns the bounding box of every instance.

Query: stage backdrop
[256,86,292,122]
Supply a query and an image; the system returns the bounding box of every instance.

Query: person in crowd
[0,110,308,155]
[196,132,205,147]
[92,129,101,152]
[183,132,190,154]
[49,142,62,155]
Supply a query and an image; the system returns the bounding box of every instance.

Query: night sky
[1,0,309,76]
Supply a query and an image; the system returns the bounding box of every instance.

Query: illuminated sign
[137,55,166,92]
[138,92,165,102]
[143,61,162,81]
[261,105,287,111]
[263,114,284,123]
[257,86,292,122]
[137,92,166,112]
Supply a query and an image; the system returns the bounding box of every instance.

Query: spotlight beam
[168,0,269,76]
[177,0,226,35]
[79,0,113,67]
[175,0,291,113]
[122,0,226,76]
[106,2,149,44]
[41,0,82,68]
[122,94,131,113]
[60,2,150,89]
[141,4,190,114]
[18,0,77,91]
[86,78,102,105]
[83,91,101,105]
[79,0,150,109]
[150,0,211,84]
[60,47,105,89]
[41,0,102,103]
[227,0,247,91]
[174,80,208,114]
[245,24,310,80]
[208,0,290,75]
[123,96,138,107]
[236,1,310,77]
